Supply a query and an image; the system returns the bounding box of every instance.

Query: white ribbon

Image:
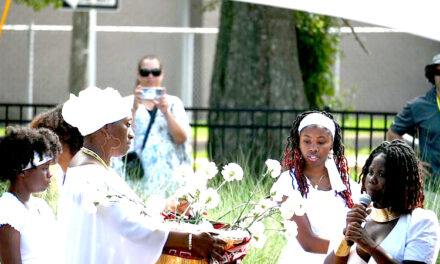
[325,158,347,193]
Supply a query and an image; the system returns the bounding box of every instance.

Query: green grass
[337,116,393,130]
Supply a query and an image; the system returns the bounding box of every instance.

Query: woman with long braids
[0,127,62,263]
[325,140,440,264]
[272,110,360,263]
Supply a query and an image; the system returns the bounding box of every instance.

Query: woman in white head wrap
[58,87,225,264]
[271,111,361,263]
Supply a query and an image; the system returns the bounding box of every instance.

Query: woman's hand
[134,85,144,106]
[345,205,369,227]
[192,232,227,262]
[152,87,169,114]
[344,221,377,254]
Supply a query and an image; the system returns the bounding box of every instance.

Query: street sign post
[63,0,118,10]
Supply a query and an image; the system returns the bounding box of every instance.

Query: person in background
[30,104,83,186]
[29,104,83,212]
[0,126,62,264]
[387,53,440,180]
[272,111,360,263]
[58,86,225,264]
[124,55,191,198]
[325,140,440,264]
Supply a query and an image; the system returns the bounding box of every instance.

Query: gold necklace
[81,147,109,170]
[306,173,326,189]
[370,207,401,223]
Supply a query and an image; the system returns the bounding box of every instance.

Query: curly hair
[30,104,83,155]
[282,110,353,207]
[0,126,62,182]
[359,140,424,215]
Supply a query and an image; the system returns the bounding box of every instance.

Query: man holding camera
[128,55,191,197]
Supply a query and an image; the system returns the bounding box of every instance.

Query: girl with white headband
[0,126,62,264]
[272,111,360,263]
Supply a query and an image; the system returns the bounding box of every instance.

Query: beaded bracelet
[188,233,192,251]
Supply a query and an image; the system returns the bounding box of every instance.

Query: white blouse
[57,164,170,264]
[274,169,361,263]
[347,208,440,264]
[0,192,60,264]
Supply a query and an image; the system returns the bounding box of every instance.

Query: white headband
[298,113,335,138]
[23,153,53,171]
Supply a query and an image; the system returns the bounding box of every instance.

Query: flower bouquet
[153,159,305,264]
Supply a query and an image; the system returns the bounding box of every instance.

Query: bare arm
[0,224,22,264]
[387,128,403,141]
[292,214,330,253]
[163,110,187,144]
[165,231,226,261]
[154,94,187,144]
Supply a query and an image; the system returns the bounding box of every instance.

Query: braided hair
[282,111,353,207]
[0,126,61,183]
[359,140,424,215]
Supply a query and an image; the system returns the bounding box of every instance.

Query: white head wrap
[62,86,132,136]
[23,153,53,170]
[298,113,335,138]
[299,113,347,193]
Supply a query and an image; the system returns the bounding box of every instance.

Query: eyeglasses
[434,69,440,76]
[139,68,162,77]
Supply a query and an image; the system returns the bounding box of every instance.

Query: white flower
[281,220,298,239]
[173,164,194,183]
[270,180,285,202]
[265,159,282,178]
[145,194,166,216]
[252,198,275,216]
[221,163,244,182]
[173,186,193,202]
[200,188,220,209]
[250,233,267,248]
[195,161,218,180]
[279,195,306,219]
[186,176,208,195]
[249,221,267,248]
[248,221,265,237]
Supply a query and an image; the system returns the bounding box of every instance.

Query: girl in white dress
[273,111,360,263]
[0,126,61,264]
[325,140,440,264]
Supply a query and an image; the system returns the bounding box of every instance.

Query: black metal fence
[0,103,399,175]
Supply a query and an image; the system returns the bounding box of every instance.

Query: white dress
[347,208,440,264]
[57,164,170,264]
[274,169,361,263]
[0,192,60,264]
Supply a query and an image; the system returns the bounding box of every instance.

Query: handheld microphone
[347,194,371,246]
[334,193,371,256]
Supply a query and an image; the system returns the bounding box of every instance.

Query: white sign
[63,0,118,9]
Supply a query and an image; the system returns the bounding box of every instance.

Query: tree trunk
[208,1,307,166]
[69,11,89,95]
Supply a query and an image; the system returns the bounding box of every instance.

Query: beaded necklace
[81,147,109,170]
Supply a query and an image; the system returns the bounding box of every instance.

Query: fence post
[27,21,34,120]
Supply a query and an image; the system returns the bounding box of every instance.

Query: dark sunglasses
[139,68,162,77]
[434,69,440,76]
